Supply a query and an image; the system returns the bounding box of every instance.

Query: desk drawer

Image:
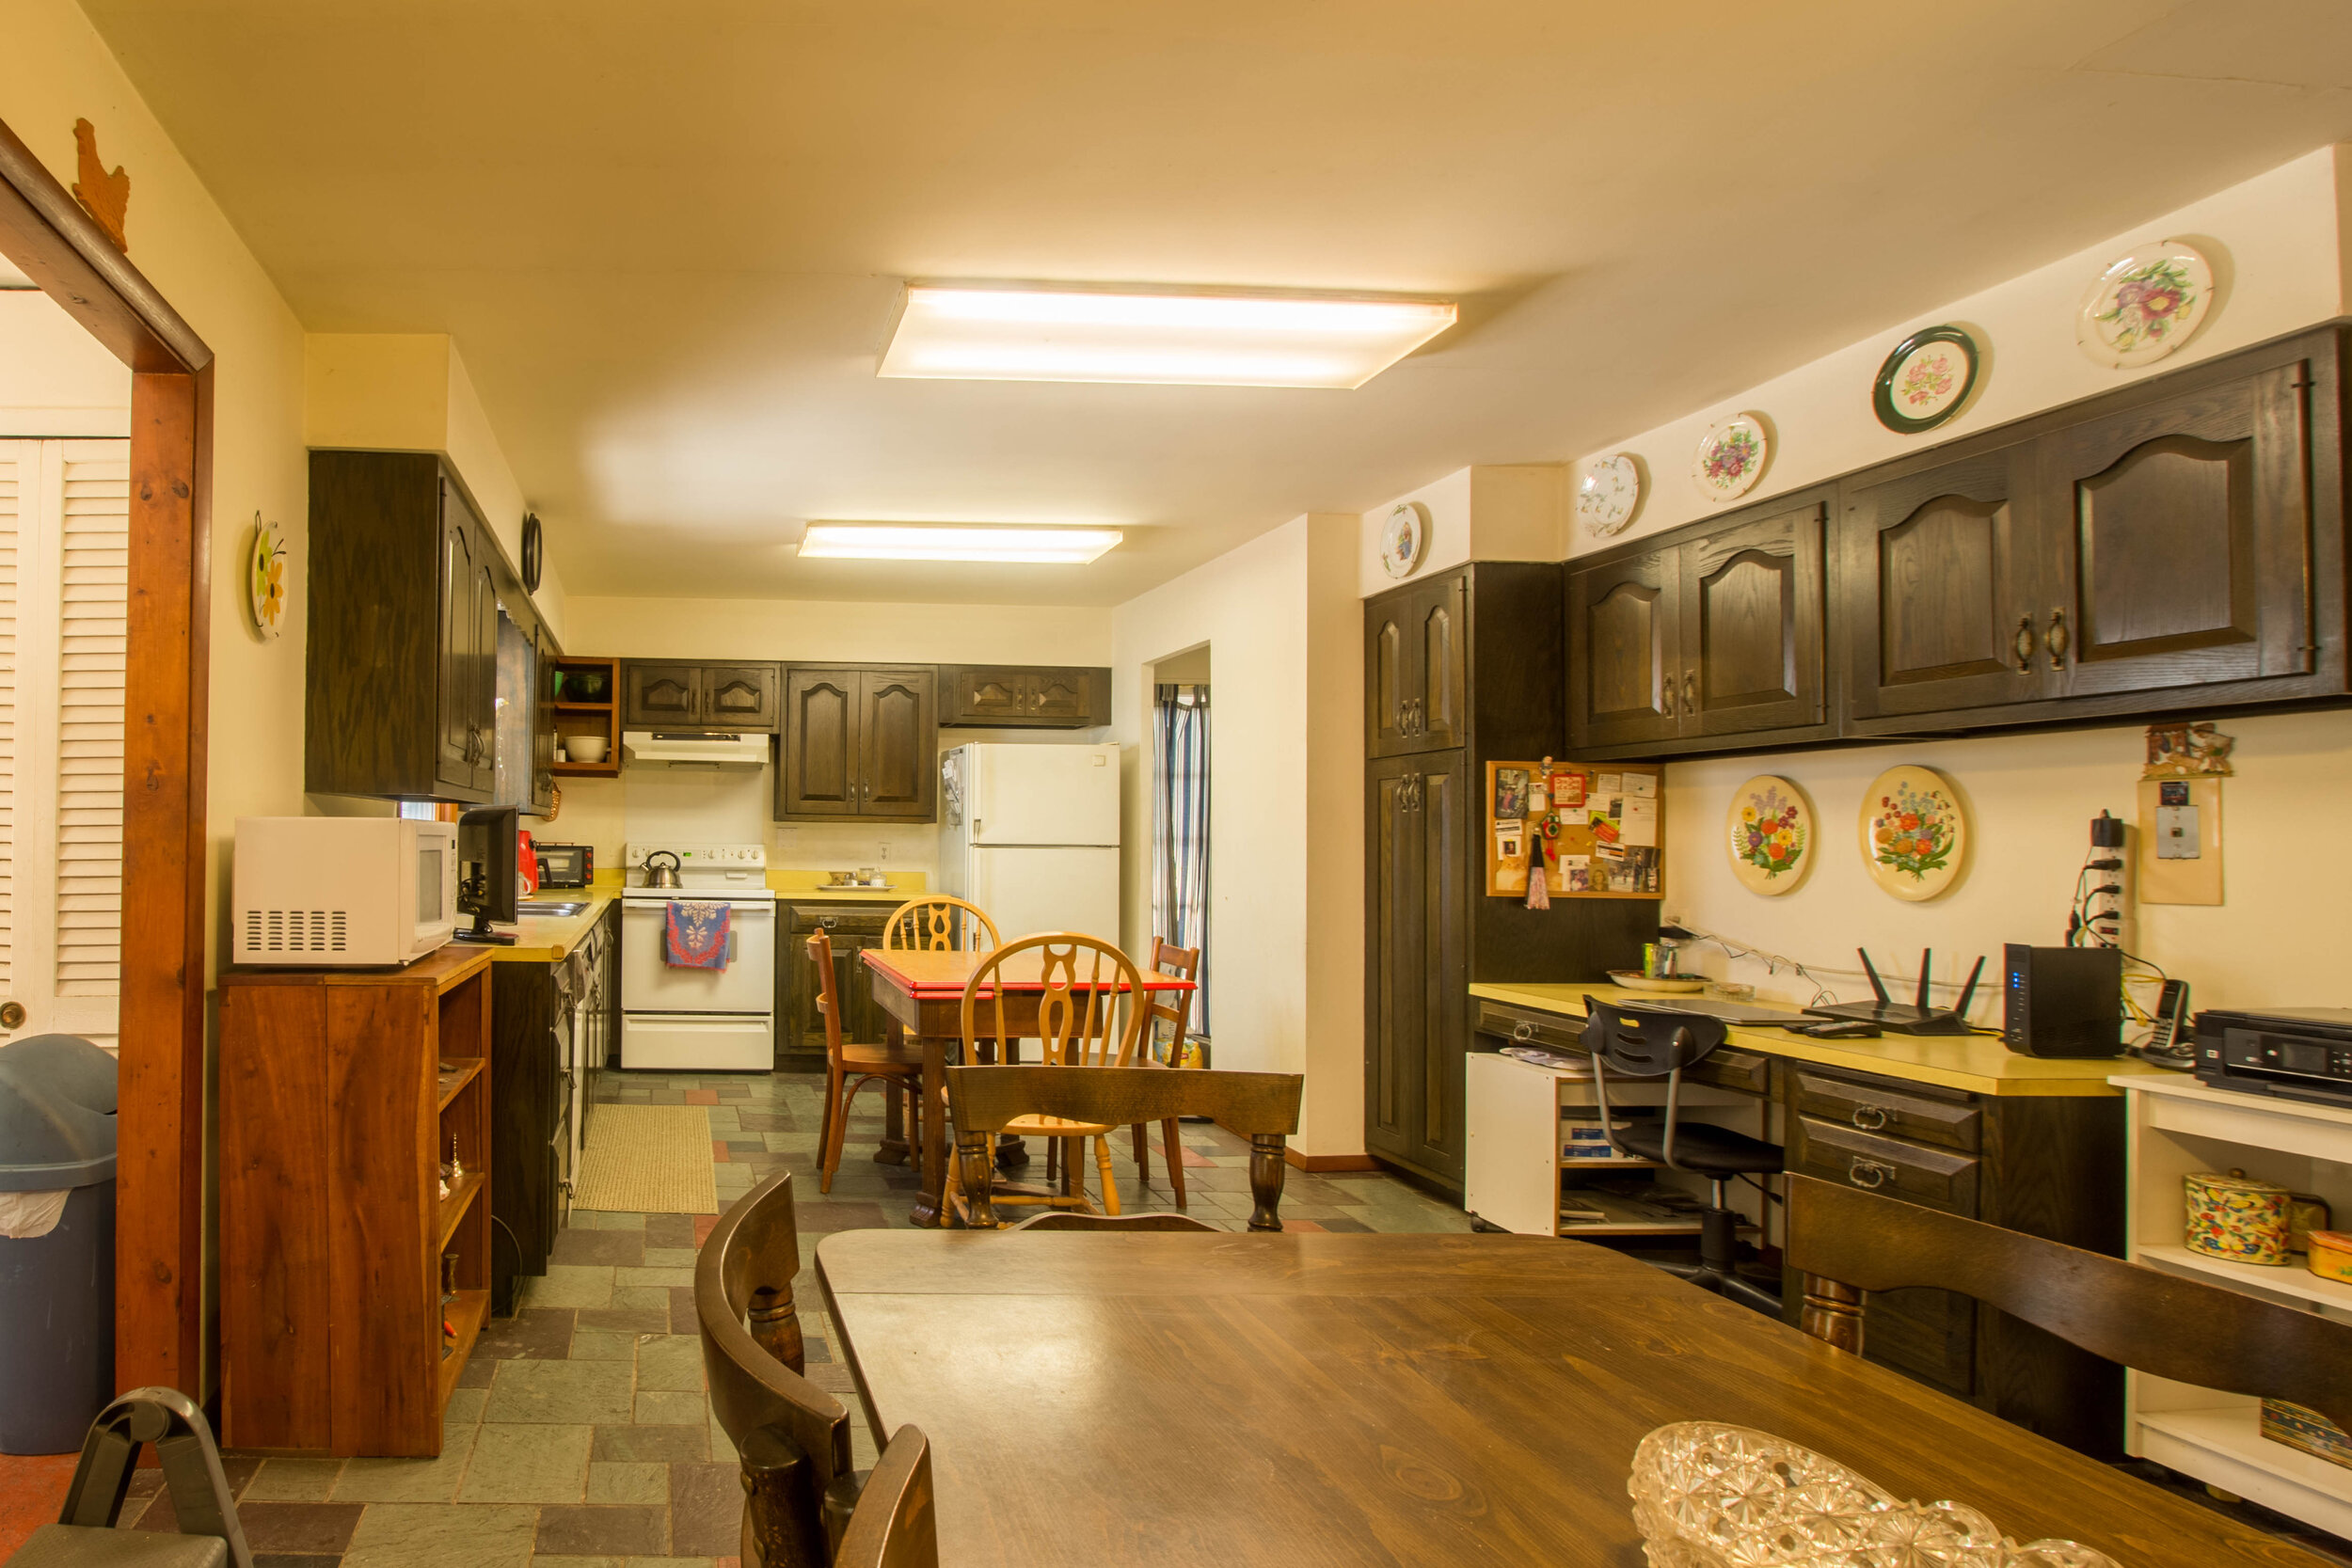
[1789,1068,1980,1153]
[1790,1117,1980,1217]
[1474,1001,1583,1053]
[1692,1047,1771,1096]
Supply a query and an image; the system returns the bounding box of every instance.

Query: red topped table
[862,947,1197,1227]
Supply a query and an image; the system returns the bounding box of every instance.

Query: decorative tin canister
[2183,1168,2292,1266]
[2308,1230,2352,1285]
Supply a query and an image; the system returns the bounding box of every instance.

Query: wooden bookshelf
[551,657,621,777]
[218,945,495,1457]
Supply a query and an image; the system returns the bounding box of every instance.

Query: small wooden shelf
[437,1290,492,1410]
[551,699,612,712]
[552,759,619,776]
[437,1058,484,1111]
[437,1168,486,1250]
[550,657,622,779]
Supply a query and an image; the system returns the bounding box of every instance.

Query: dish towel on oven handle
[664,899,732,969]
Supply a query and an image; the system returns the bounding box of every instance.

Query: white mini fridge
[939,742,1121,944]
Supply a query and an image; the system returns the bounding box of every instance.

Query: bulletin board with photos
[1484,759,1664,899]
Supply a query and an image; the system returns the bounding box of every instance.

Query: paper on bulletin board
[2137,776,2222,905]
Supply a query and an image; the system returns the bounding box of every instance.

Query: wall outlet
[877,844,890,862]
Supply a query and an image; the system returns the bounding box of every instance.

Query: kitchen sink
[516,898,589,918]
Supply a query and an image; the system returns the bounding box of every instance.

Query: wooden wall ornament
[71,119,128,253]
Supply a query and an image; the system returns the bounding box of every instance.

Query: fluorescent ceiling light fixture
[880,284,1456,388]
[798,523,1123,564]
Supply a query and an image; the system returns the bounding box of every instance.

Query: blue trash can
[0,1033,119,1453]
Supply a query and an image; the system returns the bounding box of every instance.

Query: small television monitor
[455,805,518,944]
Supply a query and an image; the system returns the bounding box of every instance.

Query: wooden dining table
[861,946,1197,1228]
[815,1228,2327,1567]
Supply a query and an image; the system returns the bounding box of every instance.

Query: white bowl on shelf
[567,735,609,764]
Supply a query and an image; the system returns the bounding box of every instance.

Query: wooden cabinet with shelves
[938,664,1111,728]
[777,664,938,821]
[218,945,494,1456]
[621,660,782,732]
[549,657,621,778]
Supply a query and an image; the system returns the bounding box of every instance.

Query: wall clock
[1380,500,1429,578]
[1872,325,1979,435]
[2076,240,2214,369]
[521,513,544,593]
[247,514,286,641]
[1575,453,1642,537]
[1859,765,1965,901]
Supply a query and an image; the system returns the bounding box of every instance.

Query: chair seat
[1004,1113,1117,1137]
[840,1040,923,1073]
[1611,1117,1782,1174]
[10,1527,230,1568]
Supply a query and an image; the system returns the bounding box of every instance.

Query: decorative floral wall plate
[2076,240,2213,369]
[1873,325,1979,434]
[1574,452,1642,537]
[1860,765,1965,901]
[1726,775,1812,895]
[1691,414,1769,502]
[1379,500,1428,578]
[247,515,286,641]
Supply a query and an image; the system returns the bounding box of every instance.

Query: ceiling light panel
[798,523,1123,564]
[880,285,1456,389]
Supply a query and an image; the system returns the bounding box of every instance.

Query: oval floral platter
[2076,239,2214,369]
[1691,414,1769,502]
[1575,452,1642,537]
[1872,325,1979,435]
[1726,774,1812,895]
[1859,764,1965,901]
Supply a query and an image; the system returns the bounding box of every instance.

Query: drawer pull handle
[1850,1158,1893,1190]
[1512,1021,1535,1042]
[1851,1105,1888,1132]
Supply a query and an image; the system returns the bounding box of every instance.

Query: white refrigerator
[939,742,1121,943]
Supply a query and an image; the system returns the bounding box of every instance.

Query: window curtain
[1151,683,1210,1037]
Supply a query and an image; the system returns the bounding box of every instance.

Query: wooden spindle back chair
[1125,936,1202,1207]
[694,1170,855,1568]
[833,1426,939,1568]
[1786,1172,2352,1435]
[947,1064,1302,1231]
[882,895,1002,954]
[955,934,1146,1217]
[807,929,925,1194]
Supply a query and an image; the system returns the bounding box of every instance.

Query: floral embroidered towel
[664,900,731,970]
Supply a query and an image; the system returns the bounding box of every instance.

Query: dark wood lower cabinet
[1781,1063,2126,1456]
[776,902,893,1070]
[1365,752,1470,1179]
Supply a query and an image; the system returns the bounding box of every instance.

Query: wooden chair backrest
[946,1064,1302,1231]
[883,895,1001,954]
[1786,1173,2352,1435]
[834,1426,938,1568]
[960,932,1145,1069]
[804,928,847,1073]
[1010,1211,1219,1233]
[694,1170,854,1568]
[1147,936,1200,1062]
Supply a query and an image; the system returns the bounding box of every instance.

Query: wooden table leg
[910,1033,949,1228]
[875,1021,911,1165]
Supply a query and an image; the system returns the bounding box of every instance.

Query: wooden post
[956,1131,996,1228]
[1800,1274,1865,1354]
[749,1284,805,1376]
[738,1424,827,1568]
[1248,1133,1288,1232]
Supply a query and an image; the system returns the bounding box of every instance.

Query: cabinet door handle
[1849,1157,1893,1190]
[2013,615,2037,672]
[1682,670,1697,718]
[1851,1105,1888,1132]
[2045,610,2070,667]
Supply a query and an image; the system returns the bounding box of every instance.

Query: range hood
[621,730,770,767]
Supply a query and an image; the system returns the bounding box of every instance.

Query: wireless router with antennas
[1804,947,1985,1037]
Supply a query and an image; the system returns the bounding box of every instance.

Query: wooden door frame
[0,115,213,1399]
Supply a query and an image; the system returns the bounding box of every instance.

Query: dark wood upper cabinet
[1569,495,1826,752]
[777,665,938,821]
[1365,570,1470,756]
[937,665,1110,728]
[306,451,509,803]
[1844,444,2044,721]
[621,661,779,732]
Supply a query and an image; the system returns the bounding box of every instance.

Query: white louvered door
[0,438,127,1047]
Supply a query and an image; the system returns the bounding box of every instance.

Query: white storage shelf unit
[1466,1050,1770,1239]
[2115,1073,2352,1536]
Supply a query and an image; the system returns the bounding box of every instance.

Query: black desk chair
[1582,994,1782,1314]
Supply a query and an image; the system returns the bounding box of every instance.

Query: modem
[1804,947,1984,1037]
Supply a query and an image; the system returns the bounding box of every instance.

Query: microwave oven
[233,816,459,966]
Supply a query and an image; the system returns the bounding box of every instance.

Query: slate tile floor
[88,1069,1470,1568]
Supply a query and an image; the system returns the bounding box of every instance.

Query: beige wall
[563,594,1113,665]
[0,287,130,434]
[1110,514,1362,1157]
[1358,463,1565,598]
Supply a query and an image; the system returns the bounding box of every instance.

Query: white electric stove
[619,842,776,1071]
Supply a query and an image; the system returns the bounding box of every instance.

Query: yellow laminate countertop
[487,888,618,963]
[1468,981,2181,1098]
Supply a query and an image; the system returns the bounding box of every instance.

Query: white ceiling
[78,0,2352,605]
